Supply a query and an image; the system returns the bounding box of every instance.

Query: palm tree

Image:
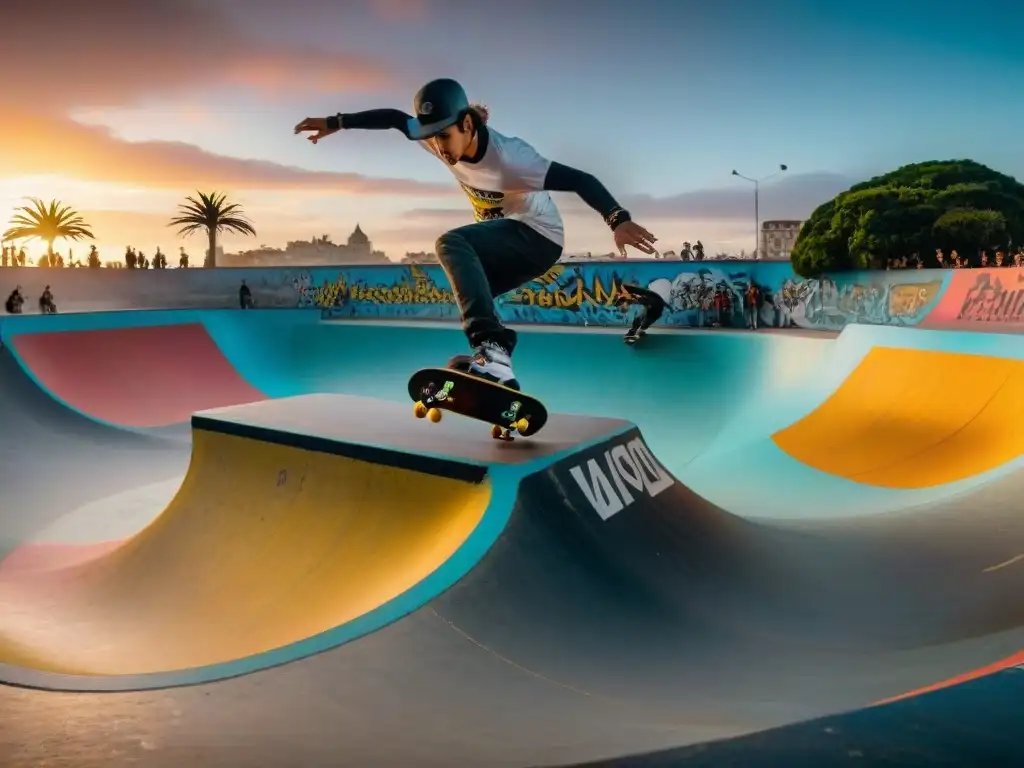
[3,198,94,267]
[167,191,256,268]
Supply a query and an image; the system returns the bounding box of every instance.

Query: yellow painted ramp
[771,346,1024,489]
[0,429,490,676]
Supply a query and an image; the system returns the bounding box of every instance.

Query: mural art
[499,262,943,331]
[778,273,943,330]
[0,261,950,332]
[922,268,1024,328]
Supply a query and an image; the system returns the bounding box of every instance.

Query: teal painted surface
[1,260,951,332]
[687,323,1024,519]
[7,305,1024,686]
[7,301,1021,522]
[217,318,1024,521]
[211,320,808,471]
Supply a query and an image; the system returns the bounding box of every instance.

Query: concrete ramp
[1,393,1021,768]
[772,345,1024,488]
[5,322,265,427]
[0,394,627,690]
[3,315,1024,765]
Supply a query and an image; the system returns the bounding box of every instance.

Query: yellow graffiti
[349,265,455,305]
[308,275,347,308]
[888,282,939,318]
[510,267,626,310]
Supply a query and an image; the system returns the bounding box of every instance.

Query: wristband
[604,207,631,230]
[326,114,341,131]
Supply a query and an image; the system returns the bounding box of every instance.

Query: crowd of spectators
[1,245,192,269]
[887,248,1024,270]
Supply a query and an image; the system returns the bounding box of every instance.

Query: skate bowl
[1,309,1023,766]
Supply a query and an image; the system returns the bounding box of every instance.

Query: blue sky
[1,0,1020,260]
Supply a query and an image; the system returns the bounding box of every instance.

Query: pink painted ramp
[11,324,266,427]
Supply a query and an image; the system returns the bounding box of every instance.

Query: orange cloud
[0,0,436,197]
[0,112,453,195]
[0,1,394,114]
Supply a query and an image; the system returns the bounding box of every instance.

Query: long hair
[465,103,490,129]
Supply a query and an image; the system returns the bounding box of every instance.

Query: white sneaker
[469,341,520,389]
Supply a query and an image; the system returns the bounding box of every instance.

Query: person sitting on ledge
[39,285,57,314]
[5,286,24,314]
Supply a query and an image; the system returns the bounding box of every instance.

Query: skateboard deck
[408,367,548,440]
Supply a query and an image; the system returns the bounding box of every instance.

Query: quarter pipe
[1,313,1023,766]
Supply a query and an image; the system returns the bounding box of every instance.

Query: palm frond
[3,197,94,244]
[166,190,257,238]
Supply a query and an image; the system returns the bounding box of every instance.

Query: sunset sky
[1,0,1021,262]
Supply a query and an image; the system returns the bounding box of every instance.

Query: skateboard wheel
[490,424,504,439]
[515,418,530,434]
[413,401,428,419]
[427,407,442,423]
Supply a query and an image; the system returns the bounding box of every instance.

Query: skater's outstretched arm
[543,162,658,256]
[294,109,419,143]
[336,109,417,136]
[543,162,627,225]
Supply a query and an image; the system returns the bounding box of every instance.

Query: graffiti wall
[0,261,947,332]
[494,261,942,331]
[921,267,1024,328]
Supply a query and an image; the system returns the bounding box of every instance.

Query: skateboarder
[617,283,666,341]
[294,78,658,389]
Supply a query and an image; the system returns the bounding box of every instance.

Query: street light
[731,164,787,259]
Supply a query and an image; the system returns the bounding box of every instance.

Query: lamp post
[731,164,787,259]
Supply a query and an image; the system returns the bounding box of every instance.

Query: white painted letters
[566,437,674,520]
[568,459,624,520]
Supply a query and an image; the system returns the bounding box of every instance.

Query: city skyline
[1,0,1021,262]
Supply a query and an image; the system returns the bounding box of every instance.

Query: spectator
[745,282,761,329]
[38,285,57,314]
[5,286,24,314]
[239,280,254,309]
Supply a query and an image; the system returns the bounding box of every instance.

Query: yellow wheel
[427,407,442,423]
[490,424,504,439]
[515,418,530,434]
[413,401,428,419]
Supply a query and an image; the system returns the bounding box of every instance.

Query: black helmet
[408,78,470,140]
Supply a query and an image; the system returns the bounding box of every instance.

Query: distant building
[219,225,389,266]
[401,251,438,264]
[759,220,803,260]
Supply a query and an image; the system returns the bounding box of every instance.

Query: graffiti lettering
[509,267,626,311]
[292,272,348,309]
[566,436,674,521]
[958,273,1024,323]
[888,283,938,318]
[311,277,346,308]
[349,266,455,306]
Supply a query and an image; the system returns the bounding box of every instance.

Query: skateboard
[623,329,647,345]
[408,366,548,440]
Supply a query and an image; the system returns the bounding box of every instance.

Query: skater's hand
[614,221,657,257]
[294,117,340,145]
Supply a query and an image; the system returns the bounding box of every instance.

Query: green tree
[2,198,94,267]
[167,191,256,268]
[791,160,1024,277]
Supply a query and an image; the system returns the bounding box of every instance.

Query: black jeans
[435,219,563,354]
[629,294,665,332]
